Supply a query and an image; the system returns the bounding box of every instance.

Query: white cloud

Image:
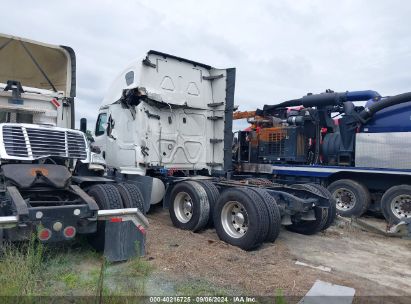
[1,0,411,130]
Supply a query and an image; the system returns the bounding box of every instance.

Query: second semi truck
[88,50,336,250]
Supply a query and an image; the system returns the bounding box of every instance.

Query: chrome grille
[2,126,28,157]
[2,125,87,160]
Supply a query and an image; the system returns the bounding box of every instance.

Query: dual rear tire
[168,181,282,250]
[86,183,145,251]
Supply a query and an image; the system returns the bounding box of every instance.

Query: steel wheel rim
[390,194,411,220]
[333,188,356,211]
[221,201,249,238]
[174,192,193,223]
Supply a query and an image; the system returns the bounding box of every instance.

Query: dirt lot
[145,207,411,299]
[0,207,410,302]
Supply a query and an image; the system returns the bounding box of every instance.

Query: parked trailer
[87,51,336,250]
[234,90,411,226]
[0,34,147,261]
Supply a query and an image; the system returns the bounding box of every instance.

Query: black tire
[381,185,411,224]
[86,184,124,251]
[250,188,281,242]
[168,181,210,232]
[196,180,220,227]
[87,183,124,210]
[286,206,328,235]
[213,187,269,250]
[307,183,336,231]
[115,183,145,214]
[327,179,370,217]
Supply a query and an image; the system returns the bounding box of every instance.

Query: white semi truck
[89,51,336,250]
[0,34,147,261]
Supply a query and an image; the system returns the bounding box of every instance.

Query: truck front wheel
[169,181,210,232]
[327,179,370,218]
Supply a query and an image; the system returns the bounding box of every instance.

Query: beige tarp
[0,33,72,96]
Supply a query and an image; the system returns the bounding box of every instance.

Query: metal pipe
[97,208,140,217]
[260,90,381,113]
[97,208,149,226]
[0,215,18,226]
[360,92,411,120]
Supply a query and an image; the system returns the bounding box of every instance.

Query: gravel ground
[145,206,411,301]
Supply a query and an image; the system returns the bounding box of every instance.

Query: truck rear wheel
[87,184,124,210]
[213,187,269,250]
[196,180,219,227]
[307,183,336,230]
[116,183,145,214]
[327,179,370,217]
[250,188,281,242]
[169,181,210,232]
[286,206,328,235]
[87,184,124,251]
[381,185,411,224]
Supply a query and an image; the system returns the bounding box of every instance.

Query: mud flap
[97,208,149,262]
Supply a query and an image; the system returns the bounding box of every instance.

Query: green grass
[125,256,154,277]
[0,236,45,296]
[0,238,240,299]
[60,272,80,288]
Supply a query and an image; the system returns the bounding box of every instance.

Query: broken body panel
[94,51,234,176]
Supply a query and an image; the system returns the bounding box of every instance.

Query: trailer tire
[169,181,210,232]
[115,183,145,214]
[327,179,370,217]
[196,180,219,227]
[307,184,336,230]
[213,187,269,250]
[250,188,281,242]
[87,184,124,251]
[381,185,411,224]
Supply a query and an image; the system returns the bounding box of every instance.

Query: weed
[275,289,286,304]
[126,257,153,277]
[0,235,45,296]
[60,272,80,288]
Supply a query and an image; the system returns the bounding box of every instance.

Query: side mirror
[80,118,87,133]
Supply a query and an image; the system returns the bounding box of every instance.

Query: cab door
[93,111,108,158]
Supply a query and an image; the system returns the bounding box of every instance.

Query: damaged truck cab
[90,51,336,250]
